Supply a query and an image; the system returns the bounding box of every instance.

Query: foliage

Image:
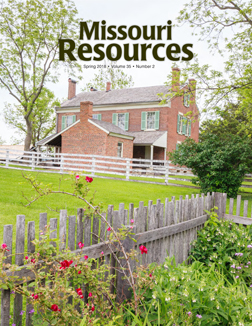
[4,88,60,147]
[190,216,252,285]
[132,257,252,325]
[0,136,5,145]
[200,102,252,141]
[171,0,252,112]
[0,0,81,150]
[169,134,252,197]
[82,61,134,91]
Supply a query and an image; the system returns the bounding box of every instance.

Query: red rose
[85,176,93,183]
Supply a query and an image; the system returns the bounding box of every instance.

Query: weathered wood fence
[215,192,252,225]
[1,192,216,325]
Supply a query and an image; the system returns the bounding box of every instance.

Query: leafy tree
[170,135,252,198]
[162,0,252,114]
[82,62,134,91]
[4,88,60,147]
[0,136,5,145]
[200,102,252,140]
[0,0,81,151]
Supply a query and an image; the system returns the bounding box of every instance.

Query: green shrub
[169,134,252,198]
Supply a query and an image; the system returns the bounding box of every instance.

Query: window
[141,111,159,130]
[92,114,102,120]
[112,113,129,131]
[117,142,123,157]
[61,115,76,130]
[184,93,190,107]
[177,114,191,136]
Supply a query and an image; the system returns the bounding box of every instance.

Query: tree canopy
[4,88,59,147]
[0,0,81,150]
[165,0,252,115]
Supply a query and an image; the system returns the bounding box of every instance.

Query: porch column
[164,148,167,160]
[150,145,154,165]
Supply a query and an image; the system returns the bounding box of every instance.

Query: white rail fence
[0,148,195,186]
[1,148,252,188]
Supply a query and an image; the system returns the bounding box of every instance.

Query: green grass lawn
[0,167,202,242]
[1,167,252,243]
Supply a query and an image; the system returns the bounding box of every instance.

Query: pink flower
[59,260,73,270]
[37,253,40,256]
[31,259,35,263]
[91,305,95,312]
[187,311,192,316]
[149,273,152,277]
[86,176,93,183]
[88,292,92,297]
[107,227,111,231]
[130,226,133,229]
[25,256,29,260]
[51,304,61,312]
[80,294,84,299]
[78,271,81,274]
[196,314,202,319]
[76,175,80,180]
[78,242,84,249]
[130,219,134,223]
[76,288,82,295]
[84,255,88,260]
[101,251,104,255]
[34,294,38,300]
[1,243,7,249]
[139,245,148,254]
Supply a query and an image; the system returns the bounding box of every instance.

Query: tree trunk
[24,119,32,151]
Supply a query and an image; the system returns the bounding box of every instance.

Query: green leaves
[170,134,252,197]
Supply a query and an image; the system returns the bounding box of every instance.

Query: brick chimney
[172,67,180,92]
[68,78,76,100]
[106,81,111,92]
[80,101,93,124]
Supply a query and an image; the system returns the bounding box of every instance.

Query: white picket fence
[0,148,195,186]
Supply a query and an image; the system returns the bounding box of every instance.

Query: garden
[1,172,252,326]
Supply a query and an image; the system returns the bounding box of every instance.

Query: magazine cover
[0,0,251,325]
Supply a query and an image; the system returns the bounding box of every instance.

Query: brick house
[37,67,199,161]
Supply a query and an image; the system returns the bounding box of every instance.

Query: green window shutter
[141,112,146,130]
[182,117,187,135]
[112,113,117,125]
[154,111,160,130]
[187,94,190,107]
[72,115,76,123]
[177,114,180,133]
[124,112,129,130]
[98,114,102,120]
[183,94,186,106]
[188,119,191,136]
[62,116,66,130]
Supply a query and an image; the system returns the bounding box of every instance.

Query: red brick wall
[154,147,165,160]
[106,136,133,158]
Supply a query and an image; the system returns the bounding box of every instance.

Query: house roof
[60,85,171,108]
[36,118,135,146]
[132,131,167,146]
[89,119,135,138]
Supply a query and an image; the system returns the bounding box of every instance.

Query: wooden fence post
[5,150,9,168]
[14,215,25,326]
[214,192,223,218]
[91,157,96,177]
[116,226,136,303]
[126,159,130,181]
[165,161,169,185]
[60,155,64,174]
[1,225,13,326]
[59,210,67,251]
[31,152,35,171]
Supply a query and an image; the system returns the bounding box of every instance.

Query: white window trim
[117,142,123,158]
[145,111,156,130]
[178,114,190,136]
